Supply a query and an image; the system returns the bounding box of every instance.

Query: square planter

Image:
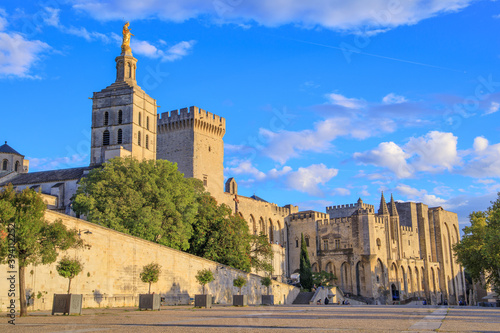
[195,294,212,308]
[233,294,248,306]
[139,294,161,311]
[52,294,83,315]
[262,295,274,305]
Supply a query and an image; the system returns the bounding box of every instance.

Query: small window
[335,239,340,249]
[146,116,149,130]
[203,175,208,186]
[138,131,141,146]
[104,112,109,126]
[2,159,7,170]
[117,129,123,144]
[145,134,149,149]
[323,239,328,251]
[15,161,19,172]
[305,236,310,247]
[103,130,110,146]
[138,113,141,126]
[118,110,123,124]
[295,239,299,248]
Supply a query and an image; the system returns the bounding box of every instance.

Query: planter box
[233,295,248,306]
[139,294,161,311]
[52,294,83,315]
[262,295,274,305]
[195,294,212,308]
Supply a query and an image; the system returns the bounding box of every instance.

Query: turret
[389,193,399,217]
[378,192,389,215]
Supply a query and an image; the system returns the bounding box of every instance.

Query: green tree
[195,269,214,294]
[140,262,161,294]
[299,233,313,291]
[56,257,83,294]
[0,185,83,316]
[260,276,272,295]
[312,271,337,287]
[233,276,247,295]
[188,186,272,273]
[454,193,500,290]
[72,157,198,251]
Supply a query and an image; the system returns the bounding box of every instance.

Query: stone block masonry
[0,210,299,311]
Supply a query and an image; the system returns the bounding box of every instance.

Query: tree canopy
[299,233,313,291]
[0,185,83,316]
[56,257,84,294]
[72,158,198,251]
[195,269,214,294]
[233,276,247,294]
[140,262,161,294]
[454,193,500,290]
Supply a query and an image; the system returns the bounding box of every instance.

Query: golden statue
[121,22,134,54]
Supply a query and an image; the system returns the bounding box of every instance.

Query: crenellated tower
[90,23,157,166]
[156,106,226,197]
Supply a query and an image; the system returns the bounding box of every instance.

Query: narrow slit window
[117,129,123,144]
[145,134,149,149]
[104,112,109,126]
[118,110,123,124]
[138,131,141,146]
[103,130,110,146]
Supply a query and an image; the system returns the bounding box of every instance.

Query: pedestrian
[324,297,329,305]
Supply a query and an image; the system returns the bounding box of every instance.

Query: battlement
[157,106,226,137]
[289,211,328,221]
[326,202,374,211]
[400,225,413,232]
[317,216,352,226]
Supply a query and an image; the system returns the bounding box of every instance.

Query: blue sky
[1,0,500,229]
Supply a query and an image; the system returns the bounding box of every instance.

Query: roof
[250,194,268,203]
[0,142,23,156]
[0,166,95,186]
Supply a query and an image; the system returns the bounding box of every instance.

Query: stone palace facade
[0,31,465,305]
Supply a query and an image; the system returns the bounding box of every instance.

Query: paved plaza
[2,305,499,332]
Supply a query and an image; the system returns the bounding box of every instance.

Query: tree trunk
[202,285,205,295]
[267,286,270,295]
[68,278,72,294]
[19,265,27,317]
[148,282,151,294]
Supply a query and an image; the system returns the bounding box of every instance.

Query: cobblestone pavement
[2,305,499,332]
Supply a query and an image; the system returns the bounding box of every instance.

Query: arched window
[2,159,7,170]
[305,236,310,247]
[104,112,109,126]
[146,116,150,130]
[103,130,110,146]
[269,219,274,243]
[117,129,123,144]
[138,113,141,126]
[118,110,123,124]
[145,134,149,149]
[138,131,141,146]
[15,161,19,172]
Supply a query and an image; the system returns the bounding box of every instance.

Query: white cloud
[473,136,488,152]
[325,93,365,109]
[395,184,448,207]
[382,93,408,104]
[131,39,196,62]
[405,131,460,172]
[0,32,50,78]
[354,131,460,178]
[43,7,60,27]
[71,0,473,33]
[354,141,412,178]
[332,188,351,196]
[464,139,500,178]
[286,164,338,196]
[224,160,266,180]
[0,9,7,31]
[484,101,499,115]
[28,154,88,171]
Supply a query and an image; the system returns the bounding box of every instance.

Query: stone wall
[0,210,300,312]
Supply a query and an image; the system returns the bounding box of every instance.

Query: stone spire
[378,192,389,215]
[115,22,137,83]
[389,193,399,217]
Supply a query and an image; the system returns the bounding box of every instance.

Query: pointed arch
[249,215,256,235]
[269,219,274,243]
[104,111,109,126]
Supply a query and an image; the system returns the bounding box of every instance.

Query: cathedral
[0,24,465,305]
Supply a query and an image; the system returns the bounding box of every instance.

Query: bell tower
[90,22,157,166]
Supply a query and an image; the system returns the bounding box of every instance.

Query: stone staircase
[292,292,315,304]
